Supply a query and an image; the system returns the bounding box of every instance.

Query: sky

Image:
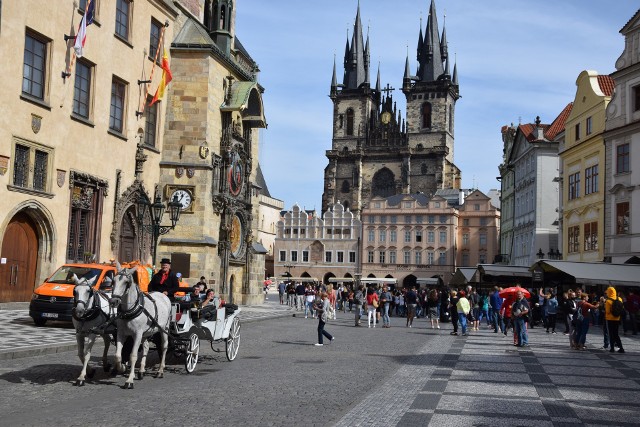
[235,0,639,212]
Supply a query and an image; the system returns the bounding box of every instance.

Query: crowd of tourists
[275,280,635,352]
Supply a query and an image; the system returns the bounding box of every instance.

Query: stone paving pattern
[0,310,639,426]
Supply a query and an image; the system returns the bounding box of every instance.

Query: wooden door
[0,213,38,302]
[118,210,137,262]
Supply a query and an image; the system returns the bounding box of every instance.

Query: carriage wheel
[184,333,199,373]
[225,318,241,361]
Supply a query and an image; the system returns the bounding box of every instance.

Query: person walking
[366,287,379,328]
[456,291,471,336]
[278,281,286,305]
[625,289,639,335]
[605,286,625,353]
[304,285,316,319]
[405,286,418,328]
[354,285,364,327]
[328,285,337,320]
[449,291,460,336]
[546,292,558,334]
[575,293,599,350]
[427,289,440,329]
[295,282,306,311]
[313,292,334,346]
[489,287,504,333]
[512,290,530,347]
[380,285,392,328]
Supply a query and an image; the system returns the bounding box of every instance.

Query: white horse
[109,264,171,389]
[71,274,115,386]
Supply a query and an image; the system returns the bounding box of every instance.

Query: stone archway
[372,168,396,198]
[111,180,151,263]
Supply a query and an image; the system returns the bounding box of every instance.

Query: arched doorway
[118,207,138,262]
[372,168,396,198]
[0,213,38,302]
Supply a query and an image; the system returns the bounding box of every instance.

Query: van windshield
[48,266,102,284]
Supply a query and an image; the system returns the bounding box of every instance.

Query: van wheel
[33,318,47,327]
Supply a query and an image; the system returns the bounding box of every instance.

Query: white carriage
[168,300,241,373]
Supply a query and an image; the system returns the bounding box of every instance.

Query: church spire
[418,0,445,82]
[440,15,448,62]
[375,63,381,93]
[453,61,458,85]
[330,55,338,98]
[342,1,368,90]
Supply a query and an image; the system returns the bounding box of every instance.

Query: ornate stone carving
[135,144,147,179]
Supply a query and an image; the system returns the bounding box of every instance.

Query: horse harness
[113,270,166,337]
[73,285,114,324]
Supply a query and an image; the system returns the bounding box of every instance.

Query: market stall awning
[328,278,355,283]
[531,260,640,287]
[478,264,532,278]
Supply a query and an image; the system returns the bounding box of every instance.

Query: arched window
[372,168,396,198]
[346,109,354,136]
[219,5,226,30]
[343,200,350,210]
[421,163,428,174]
[422,103,432,129]
[449,108,453,132]
[341,180,350,193]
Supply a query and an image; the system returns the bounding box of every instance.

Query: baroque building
[604,10,640,263]
[322,0,461,218]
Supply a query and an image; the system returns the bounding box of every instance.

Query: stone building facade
[604,10,640,263]
[0,0,178,302]
[322,0,461,218]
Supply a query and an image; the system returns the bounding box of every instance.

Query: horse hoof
[75,380,84,387]
[136,372,144,380]
[87,368,96,379]
[155,372,163,379]
[123,382,134,389]
[103,364,112,373]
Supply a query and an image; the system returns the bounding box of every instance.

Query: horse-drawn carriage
[71,263,241,388]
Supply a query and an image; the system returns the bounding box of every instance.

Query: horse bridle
[73,282,103,322]
[112,270,146,320]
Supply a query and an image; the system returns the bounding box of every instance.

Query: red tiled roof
[519,123,550,142]
[597,75,615,97]
[545,102,573,141]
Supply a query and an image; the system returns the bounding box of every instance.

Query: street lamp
[536,248,544,259]
[137,187,182,268]
[283,263,294,279]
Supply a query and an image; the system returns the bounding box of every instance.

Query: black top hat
[160,258,171,265]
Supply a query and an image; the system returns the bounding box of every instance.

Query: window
[368,230,375,242]
[479,233,487,247]
[440,215,447,224]
[390,215,397,224]
[463,219,470,226]
[438,251,446,265]
[480,217,488,226]
[11,140,52,193]
[390,230,397,242]
[389,251,396,264]
[379,230,386,242]
[479,254,487,264]
[415,251,422,265]
[303,251,309,262]
[462,233,469,246]
[415,215,423,224]
[439,230,447,243]
[568,226,580,253]
[427,231,435,243]
[368,215,375,224]
[585,165,598,195]
[634,86,640,112]
[404,202,412,208]
[404,251,411,264]
[617,144,630,174]
[279,250,286,262]
[575,123,581,141]
[346,109,354,136]
[325,251,332,263]
[435,202,441,208]
[617,202,629,234]
[428,215,435,224]
[462,253,470,267]
[374,202,381,208]
[109,78,126,133]
[67,176,107,262]
[586,116,592,135]
[73,60,92,119]
[427,251,434,264]
[568,172,580,200]
[380,215,387,224]
[349,251,355,263]
[415,231,422,242]
[337,251,344,263]
[422,102,432,128]
[22,32,48,100]
[584,222,598,251]
[404,231,411,243]
[368,251,374,263]
[291,251,298,262]
[379,251,386,264]
[115,0,131,41]
[149,19,162,61]
[474,204,480,211]
[405,215,412,224]
[144,96,158,147]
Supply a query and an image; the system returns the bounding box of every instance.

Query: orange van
[29,262,150,326]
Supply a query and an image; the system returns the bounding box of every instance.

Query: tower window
[346,109,354,136]
[422,103,432,129]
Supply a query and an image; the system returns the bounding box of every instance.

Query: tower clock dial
[171,189,193,210]
[381,111,391,124]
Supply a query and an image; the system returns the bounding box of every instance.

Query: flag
[74,0,95,57]
[149,49,173,106]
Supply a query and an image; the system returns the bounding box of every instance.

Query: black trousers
[607,319,623,350]
[318,319,333,344]
[546,313,557,332]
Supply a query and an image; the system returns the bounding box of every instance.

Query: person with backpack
[605,286,625,353]
[575,293,599,350]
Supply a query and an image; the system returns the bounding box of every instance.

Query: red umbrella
[499,286,531,299]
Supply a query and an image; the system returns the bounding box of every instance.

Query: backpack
[609,298,625,317]
[574,302,584,322]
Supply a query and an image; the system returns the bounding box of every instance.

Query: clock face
[381,111,391,125]
[229,214,244,258]
[171,189,192,210]
[227,152,244,197]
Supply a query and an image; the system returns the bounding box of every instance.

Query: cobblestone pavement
[0,313,639,426]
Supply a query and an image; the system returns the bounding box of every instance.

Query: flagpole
[60,0,91,107]
[137,21,169,118]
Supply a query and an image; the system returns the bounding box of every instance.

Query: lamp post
[283,263,294,279]
[137,187,182,268]
[536,248,544,259]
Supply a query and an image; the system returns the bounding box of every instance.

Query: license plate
[42,313,58,319]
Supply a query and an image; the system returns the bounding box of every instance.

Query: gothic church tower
[322,0,460,218]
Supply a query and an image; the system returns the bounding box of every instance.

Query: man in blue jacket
[490,286,504,333]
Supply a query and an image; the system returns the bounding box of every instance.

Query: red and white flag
[74,0,94,58]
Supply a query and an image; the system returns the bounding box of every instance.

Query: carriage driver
[149,258,180,299]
